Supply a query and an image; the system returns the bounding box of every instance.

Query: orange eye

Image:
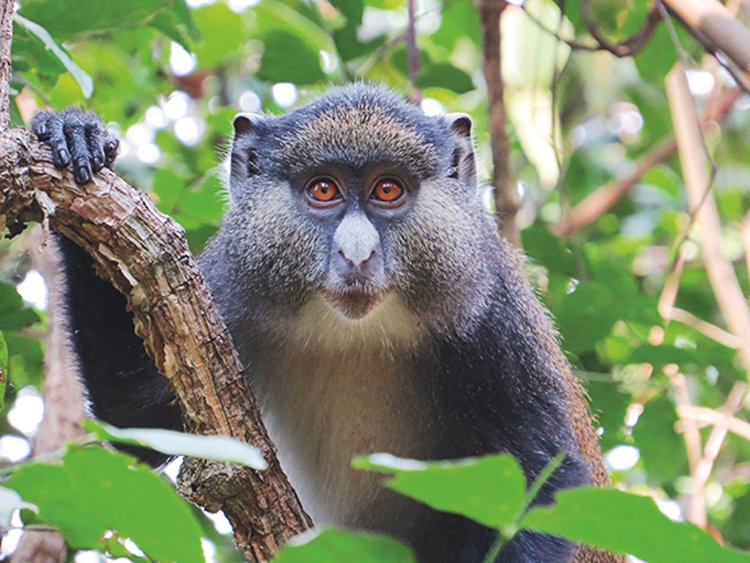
[371,179,404,203]
[307,178,341,204]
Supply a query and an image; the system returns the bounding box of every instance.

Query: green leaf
[273,527,415,563]
[150,0,199,50]
[418,63,474,94]
[632,397,685,482]
[18,0,195,42]
[258,30,326,85]
[333,23,386,62]
[84,420,268,470]
[353,453,526,529]
[192,2,245,69]
[555,283,625,355]
[13,15,93,98]
[152,168,186,214]
[329,0,364,24]
[521,487,750,563]
[6,447,204,562]
[4,334,44,389]
[432,0,481,49]
[522,224,578,277]
[0,281,40,331]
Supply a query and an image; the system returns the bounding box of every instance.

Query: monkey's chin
[321,289,385,320]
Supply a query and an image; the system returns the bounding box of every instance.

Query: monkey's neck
[240,295,435,529]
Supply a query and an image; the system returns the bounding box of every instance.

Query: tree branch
[0,128,312,561]
[478,0,520,246]
[666,66,750,372]
[406,0,421,104]
[553,87,740,237]
[0,0,14,132]
[663,0,750,76]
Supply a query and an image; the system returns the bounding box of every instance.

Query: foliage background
[2,0,750,560]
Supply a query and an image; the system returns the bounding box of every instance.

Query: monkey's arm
[424,256,591,562]
[33,110,181,466]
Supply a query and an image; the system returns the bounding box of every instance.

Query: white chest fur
[250,295,430,529]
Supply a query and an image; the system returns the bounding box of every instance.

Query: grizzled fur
[53,83,592,562]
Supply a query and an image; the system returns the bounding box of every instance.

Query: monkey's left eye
[306,177,342,206]
[370,179,405,204]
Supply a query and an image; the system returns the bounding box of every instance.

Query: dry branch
[689,382,747,526]
[553,88,740,237]
[666,66,750,371]
[479,0,520,246]
[0,128,311,561]
[405,0,422,104]
[664,0,750,76]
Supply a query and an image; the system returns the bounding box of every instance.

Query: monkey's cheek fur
[321,288,386,319]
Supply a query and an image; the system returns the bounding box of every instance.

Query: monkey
[31,83,613,562]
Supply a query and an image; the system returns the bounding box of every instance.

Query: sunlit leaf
[6,447,204,562]
[354,453,526,529]
[522,487,750,563]
[273,527,415,563]
[13,15,93,98]
[84,420,268,470]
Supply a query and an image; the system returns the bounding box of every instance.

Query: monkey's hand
[30,108,119,185]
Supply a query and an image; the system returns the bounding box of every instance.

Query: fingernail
[57,148,69,166]
[36,124,48,138]
[75,168,91,184]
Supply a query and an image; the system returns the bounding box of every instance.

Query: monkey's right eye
[305,177,342,207]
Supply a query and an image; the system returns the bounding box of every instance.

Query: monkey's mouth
[321,287,386,319]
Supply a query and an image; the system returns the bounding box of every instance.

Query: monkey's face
[225,85,493,328]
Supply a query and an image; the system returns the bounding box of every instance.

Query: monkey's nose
[334,248,382,282]
[338,248,376,270]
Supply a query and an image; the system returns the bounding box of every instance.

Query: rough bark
[0,128,312,562]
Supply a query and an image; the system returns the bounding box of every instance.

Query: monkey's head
[223,84,498,338]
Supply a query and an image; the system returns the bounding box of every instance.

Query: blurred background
[3,0,750,560]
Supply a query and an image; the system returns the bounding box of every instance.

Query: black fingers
[30,108,118,184]
[32,112,70,167]
[67,121,93,185]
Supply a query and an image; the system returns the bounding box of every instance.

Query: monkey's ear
[445,112,477,188]
[230,112,264,186]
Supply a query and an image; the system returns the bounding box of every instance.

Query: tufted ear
[445,112,477,188]
[230,112,265,188]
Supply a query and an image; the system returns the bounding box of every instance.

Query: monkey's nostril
[338,249,354,267]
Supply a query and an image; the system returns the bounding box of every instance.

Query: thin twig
[406,0,421,104]
[669,372,703,476]
[742,213,750,281]
[677,405,750,442]
[0,0,15,132]
[689,383,747,526]
[666,308,743,349]
[579,0,661,57]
